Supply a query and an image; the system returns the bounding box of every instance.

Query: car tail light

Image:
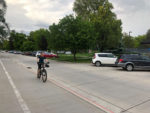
[119,59,123,62]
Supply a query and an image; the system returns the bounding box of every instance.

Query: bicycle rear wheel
[42,69,47,83]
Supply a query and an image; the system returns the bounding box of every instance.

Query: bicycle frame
[38,63,48,83]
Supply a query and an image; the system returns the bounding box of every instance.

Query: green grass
[50,53,94,63]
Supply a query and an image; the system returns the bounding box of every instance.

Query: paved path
[1,52,150,113]
[0,53,105,113]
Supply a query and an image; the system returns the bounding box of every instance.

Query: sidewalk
[0,56,105,113]
[10,53,150,113]
[11,55,123,113]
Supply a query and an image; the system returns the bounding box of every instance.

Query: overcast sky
[5,0,150,36]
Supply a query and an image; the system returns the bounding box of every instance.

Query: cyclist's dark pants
[38,62,44,69]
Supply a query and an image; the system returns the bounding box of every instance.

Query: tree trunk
[73,51,76,61]
[100,46,104,52]
[100,34,105,52]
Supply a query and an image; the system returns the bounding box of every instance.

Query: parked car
[92,53,117,67]
[8,51,14,53]
[31,51,37,57]
[65,51,72,55]
[14,51,22,54]
[36,51,43,57]
[0,50,5,53]
[117,54,150,71]
[43,52,58,58]
[23,51,32,56]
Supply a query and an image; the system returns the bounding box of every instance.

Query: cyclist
[37,52,48,76]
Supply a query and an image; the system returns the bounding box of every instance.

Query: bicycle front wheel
[42,69,47,83]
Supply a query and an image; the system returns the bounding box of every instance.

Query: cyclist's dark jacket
[38,56,46,64]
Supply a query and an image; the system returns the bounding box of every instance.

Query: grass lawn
[50,53,94,63]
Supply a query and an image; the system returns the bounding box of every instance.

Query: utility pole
[129,31,132,37]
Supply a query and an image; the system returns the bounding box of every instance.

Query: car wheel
[126,64,133,71]
[95,61,101,67]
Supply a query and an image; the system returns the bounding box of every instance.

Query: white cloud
[6,0,74,33]
[5,0,150,36]
[6,0,73,24]
[110,0,150,36]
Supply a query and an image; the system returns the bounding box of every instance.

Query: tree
[58,15,92,61]
[8,30,15,50]
[0,0,9,40]
[13,32,26,50]
[7,30,26,50]
[48,23,66,52]
[91,0,122,51]
[22,41,35,51]
[29,29,49,50]
[1,39,9,50]
[2,30,27,50]
[73,0,106,19]
[122,33,135,48]
[138,29,150,48]
[134,35,146,48]
[74,0,122,51]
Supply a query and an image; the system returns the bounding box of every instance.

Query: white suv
[92,53,117,67]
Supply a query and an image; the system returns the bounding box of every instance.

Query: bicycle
[37,62,49,83]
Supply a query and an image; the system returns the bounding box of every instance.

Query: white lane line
[0,60,31,113]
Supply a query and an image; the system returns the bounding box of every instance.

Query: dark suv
[116,54,150,71]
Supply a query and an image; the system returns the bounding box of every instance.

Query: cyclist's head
[40,52,44,57]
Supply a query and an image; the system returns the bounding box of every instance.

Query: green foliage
[29,29,49,50]
[22,41,35,51]
[60,15,91,51]
[137,29,150,48]
[122,33,135,48]
[73,0,122,51]
[49,15,92,60]
[134,35,146,48]
[13,33,26,50]
[90,0,122,51]
[122,33,146,48]
[0,0,9,39]
[8,30,26,50]
[48,23,66,51]
[0,26,8,39]
[73,0,106,20]
[2,40,9,50]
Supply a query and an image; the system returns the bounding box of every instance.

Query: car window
[98,54,107,57]
[131,55,142,60]
[107,54,116,58]
[122,54,139,60]
[141,56,150,60]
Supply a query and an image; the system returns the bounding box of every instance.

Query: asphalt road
[1,52,150,113]
[0,53,105,113]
